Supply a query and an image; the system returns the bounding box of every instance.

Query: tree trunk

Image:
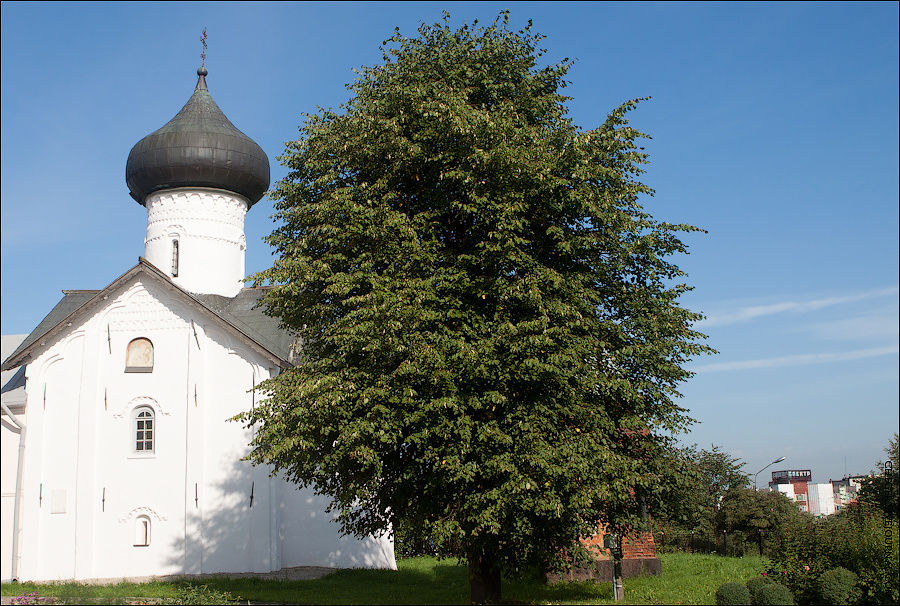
[469,550,501,604]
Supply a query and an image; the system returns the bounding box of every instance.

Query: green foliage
[817,567,860,606]
[717,488,806,557]
[753,583,794,605]
[746,575,775,603]
[716,582,752,605]
[393,520,439,558]
[654,444,751,553]
[769,504,898,605]
[239,10,709,598]
[857,433,899,519]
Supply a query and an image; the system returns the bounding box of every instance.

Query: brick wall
[547,524,660,583]
[581,525,657,560]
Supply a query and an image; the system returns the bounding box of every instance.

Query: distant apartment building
[770,469,812,512]
[831,475,866,511]
[769,469,836,516]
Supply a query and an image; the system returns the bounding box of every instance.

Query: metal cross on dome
[200,28,207,70]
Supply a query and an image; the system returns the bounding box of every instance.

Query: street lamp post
[754,456,786,490]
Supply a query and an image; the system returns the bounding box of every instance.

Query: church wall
[278,483,396,569]
[16,277,193,581]
[12,273,395,581]
[192,323,271,574]
[1,413,22,581]
[18,333,86,580]
[195,322,396,572]
[89,278,191,578]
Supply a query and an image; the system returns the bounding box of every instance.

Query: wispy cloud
[805,309,900,342]
[699,287,899,328]
[692,345,899,373]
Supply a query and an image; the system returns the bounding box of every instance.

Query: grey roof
[195,289,295,363]
[2,334,28,408]
[3,292,97,365]
[1,259,294,371]
[125,67,270,206]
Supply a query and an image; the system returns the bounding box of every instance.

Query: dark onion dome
[126,67,270,206]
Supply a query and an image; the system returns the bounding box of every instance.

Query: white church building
[0,64,396,582]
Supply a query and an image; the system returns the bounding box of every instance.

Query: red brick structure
[547,525,662,583]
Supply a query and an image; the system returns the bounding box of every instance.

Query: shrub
[753,583,795,605]
[769,504,898,605]
[747,575,775,603]
[817,567,860,606]
[716,581,752,605]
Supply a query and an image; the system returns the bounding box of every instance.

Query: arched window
[125,338,153,373]
[134,407,154,453]
[134,515,151,547]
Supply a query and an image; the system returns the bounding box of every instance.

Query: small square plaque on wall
[50,489,66,514]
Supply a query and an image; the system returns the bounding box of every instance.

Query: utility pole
[605,532,625,601]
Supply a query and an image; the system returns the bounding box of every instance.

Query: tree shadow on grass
[191,559,614,605]
[4,561,615,604]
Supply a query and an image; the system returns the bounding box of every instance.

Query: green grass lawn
[1,552,767,604]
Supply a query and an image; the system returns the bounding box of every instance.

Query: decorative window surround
[134,407,154,454]
[125,337,154,373]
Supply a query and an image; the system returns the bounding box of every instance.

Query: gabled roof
[1,258,295,371]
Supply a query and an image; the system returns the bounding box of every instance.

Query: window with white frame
[134,407,155,453]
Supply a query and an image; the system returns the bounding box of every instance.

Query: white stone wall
[280,484,395,569]
[1,416,22,581]
[12,274,395,582]
[144,188,249,297]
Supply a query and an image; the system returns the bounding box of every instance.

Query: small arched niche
[125,338,154,373]
[134,515,151,547]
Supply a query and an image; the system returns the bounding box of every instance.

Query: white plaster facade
[144,188,249,298]
[1,335,27,581]
[1,265,395,582]
[2,65,396,582]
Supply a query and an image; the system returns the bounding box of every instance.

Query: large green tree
[241,13,709,602]
[717,487,804,555]
[653,444,748,550]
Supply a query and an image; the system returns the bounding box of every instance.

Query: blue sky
[2,2,897,484]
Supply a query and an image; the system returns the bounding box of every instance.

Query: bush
[769,504,898,605]
[716,581,752,605]
[753,582,794,605]
[817,567,860,606]
[747,575,775,603]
